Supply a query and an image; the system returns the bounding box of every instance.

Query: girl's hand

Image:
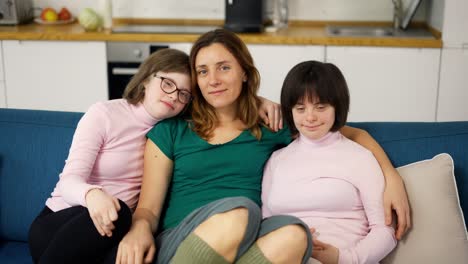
[384,171,411,240]
[116,222,156,264]
[259,96,283,131]
[312,239,339,264]
[85,188,121,237]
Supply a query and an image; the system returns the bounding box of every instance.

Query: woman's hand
[312,239,339,264]
[384,170,411,240]
[85,188,121,237]
[258,96,283,131]
[116,222,156,264]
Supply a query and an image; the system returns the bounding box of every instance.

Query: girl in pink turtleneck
[262,61,397,264]
[28,48,193,264]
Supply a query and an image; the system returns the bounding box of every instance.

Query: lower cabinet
[248,44,325,103]
[0,41,5,108]
[0,40,450,122]
[437,47,468,121]
[326,46,441,122]
[3,40,108,112]
[0,81,5,108]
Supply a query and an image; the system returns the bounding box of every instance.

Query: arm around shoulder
[340,125,411,240]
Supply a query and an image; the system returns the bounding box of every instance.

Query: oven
[106,42,191,100]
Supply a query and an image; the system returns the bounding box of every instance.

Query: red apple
[58,7,71,21]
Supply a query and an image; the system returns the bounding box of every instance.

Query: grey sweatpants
[155,196,312,264]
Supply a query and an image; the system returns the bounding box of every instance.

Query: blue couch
[1,108,468,263]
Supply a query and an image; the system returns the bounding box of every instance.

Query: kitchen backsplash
[32,0,433,23]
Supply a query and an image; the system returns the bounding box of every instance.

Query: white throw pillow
[382,153,468,263]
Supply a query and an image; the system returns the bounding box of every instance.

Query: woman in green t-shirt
[114,29,410,264]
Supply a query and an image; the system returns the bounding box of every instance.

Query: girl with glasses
[27,48,192,264]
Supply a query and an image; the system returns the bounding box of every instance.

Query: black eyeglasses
[154,75,192,104]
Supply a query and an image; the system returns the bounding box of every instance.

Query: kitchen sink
[326,25,435,39]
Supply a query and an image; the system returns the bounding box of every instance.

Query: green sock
[171,233,230,264]
[236,243,272,264]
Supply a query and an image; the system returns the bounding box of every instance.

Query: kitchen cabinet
[437,48,468,121]
[326,46,440,122]
[248,44,325,103]
[0,41,5,108]
[3,40,107,112]
[436,0,468,121]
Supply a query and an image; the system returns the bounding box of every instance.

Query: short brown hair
[123,48,190,104]
[281,60,350,136]
[189,29,262,140]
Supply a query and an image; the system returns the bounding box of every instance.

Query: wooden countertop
[0,20,442,48]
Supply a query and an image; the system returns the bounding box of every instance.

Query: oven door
[107,62,140,100]
[106,42,171,100]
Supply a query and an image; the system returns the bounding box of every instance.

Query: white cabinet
[0,82,5,108]
[248,44,325,103]
[437,0,468,121]
[437,48,468,121]
[0,41,5,108]
[0,41,4,80]
[3,40,108,112]
[326,46,440,122]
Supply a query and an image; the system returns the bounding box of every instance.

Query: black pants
[28,200,132,264]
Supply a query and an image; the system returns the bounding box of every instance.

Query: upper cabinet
[3,40,108,112]
[248,44,325,103]
[326,46,440,122]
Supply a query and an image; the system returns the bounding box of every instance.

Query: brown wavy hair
[123,48,190,105]
[189,29,262,140]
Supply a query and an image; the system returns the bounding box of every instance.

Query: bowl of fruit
[35,7,74,25]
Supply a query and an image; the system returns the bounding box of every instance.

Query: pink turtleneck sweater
[262,132,396,264]
[46,99,160,212]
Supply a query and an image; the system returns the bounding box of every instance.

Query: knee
[258,224,308,262]
[276,225,308,249]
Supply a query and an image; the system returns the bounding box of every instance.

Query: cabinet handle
[112,68,139,75]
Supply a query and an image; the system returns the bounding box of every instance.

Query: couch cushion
[0,109,83,242]
[381,153,468,263]
[0,241,33,264]
[349,122,468,228]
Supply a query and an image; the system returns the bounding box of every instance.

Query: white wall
[32,0,428,22]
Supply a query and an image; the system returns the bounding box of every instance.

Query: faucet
[392,0,402,29]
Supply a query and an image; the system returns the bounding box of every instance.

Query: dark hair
[123,48,190,104]
[280,60,350,136]
[189,28,262,140]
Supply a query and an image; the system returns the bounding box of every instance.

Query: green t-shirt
[147,117,291,230]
